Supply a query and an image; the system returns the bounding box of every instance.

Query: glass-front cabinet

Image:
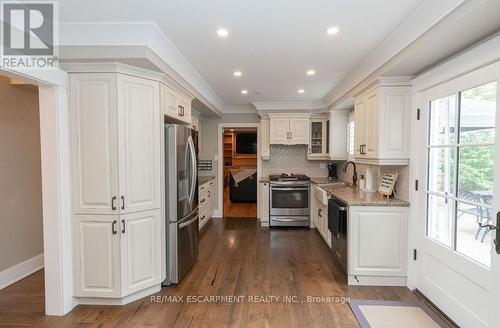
[308,118,330,159]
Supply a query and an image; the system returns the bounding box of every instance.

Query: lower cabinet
[348,206,408,286]
[120,211,161,295]
[74,210,161,298]
[314,200,330,247]
[199,179,215,230]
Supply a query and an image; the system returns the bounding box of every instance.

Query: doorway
[218,125,259,218]
[413,64,499,328]
[0,75,46,319]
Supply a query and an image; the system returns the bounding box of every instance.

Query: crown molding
[221,105,257,114]
[59,21,223,114]
[252,100,327,112]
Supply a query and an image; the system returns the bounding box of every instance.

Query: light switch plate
[319,163,326,169]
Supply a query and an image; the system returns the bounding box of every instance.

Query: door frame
[409,35,500,327]
[216,123,261,218]
[0,67,75,315]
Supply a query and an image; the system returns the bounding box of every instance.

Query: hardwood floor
[223,186,257,218]
[0,218,454,327]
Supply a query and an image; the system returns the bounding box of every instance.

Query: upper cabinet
[308,111,350,161]
[160,82,193,124]
[354,78,411,165]
[268,113,310,145]
[308,117,329,160]
[70,73,161,215]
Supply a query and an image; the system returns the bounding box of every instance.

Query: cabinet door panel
[179,96,192,124]
[70,74,119,214]
[269,118,290,144]
[163,85,180,119]
[118,76,160,213]
[349,207,407,276]
[364,91,378,158]
[121,210,161,295]
[74,215,120,297]
[289,118,309,144]
[354,100,364,157]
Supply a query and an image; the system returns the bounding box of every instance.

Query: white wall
[0,83,43,272]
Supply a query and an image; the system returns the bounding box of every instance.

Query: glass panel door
[310,121,323,154]
[426,81,497,267]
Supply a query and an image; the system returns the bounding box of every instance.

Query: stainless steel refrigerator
[163,124,199,286]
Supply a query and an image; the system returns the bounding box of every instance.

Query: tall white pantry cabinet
[69,68,162,301]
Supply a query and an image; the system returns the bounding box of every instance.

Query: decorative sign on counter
[378,172,398,198]
[198,160,212,171]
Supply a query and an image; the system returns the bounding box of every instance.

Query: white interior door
[415,64,499,328]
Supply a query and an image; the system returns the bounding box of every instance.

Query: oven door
[270,185,310,216]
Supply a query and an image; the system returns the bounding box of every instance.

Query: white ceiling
[58,0,426,107]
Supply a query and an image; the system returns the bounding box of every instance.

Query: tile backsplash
[262,145,329,177]
[337,163,410,201]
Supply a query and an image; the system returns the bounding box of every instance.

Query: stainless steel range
[269,173,311,227]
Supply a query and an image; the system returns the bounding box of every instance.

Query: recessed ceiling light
[306,70,316,76]
[217,28,229,37]
[241,89,248,94]
[233,71,242,77]
[326,26,339,35]
[298,89,305,94]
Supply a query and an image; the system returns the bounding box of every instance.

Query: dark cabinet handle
[112,220,117,234]
[208,191,210,197]
[495,212,500,254]
[121,196,125,210]
[121,219,126,234]
[318,208,322,217]
[111,196,117,210]
[201,198,206,203]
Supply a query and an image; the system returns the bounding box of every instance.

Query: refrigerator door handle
[187,135,197,206]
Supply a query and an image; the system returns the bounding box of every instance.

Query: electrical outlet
[319,163,326,169]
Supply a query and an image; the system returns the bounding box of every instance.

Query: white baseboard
[0,254,44,290]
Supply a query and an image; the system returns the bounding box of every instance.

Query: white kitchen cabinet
[73,215,121,298]
[348,206,408,286]
[74,210,161,298]
[70,74,119,215]
[308,118,328,159]
[70,73,161,215]
[313,185,330,247]
[258,182,269,226]
[199,179,216,230]
[118,75,161,213]
[354,78,411,165]
[68,65,165,302]
[329,110,350,160]
[269,117,289,143]
[160,82,193,124]
[289,117,310,144]
[268,113,310,145]
[120,210,161,295]
[260,116,270,160]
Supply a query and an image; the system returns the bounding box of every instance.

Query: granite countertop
[320,185,410,207]
[198,176,215,185]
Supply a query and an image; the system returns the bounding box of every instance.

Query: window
[347,112,355,160]
[426,82,496,267]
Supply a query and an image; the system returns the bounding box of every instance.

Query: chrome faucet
[344,161,358,187]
